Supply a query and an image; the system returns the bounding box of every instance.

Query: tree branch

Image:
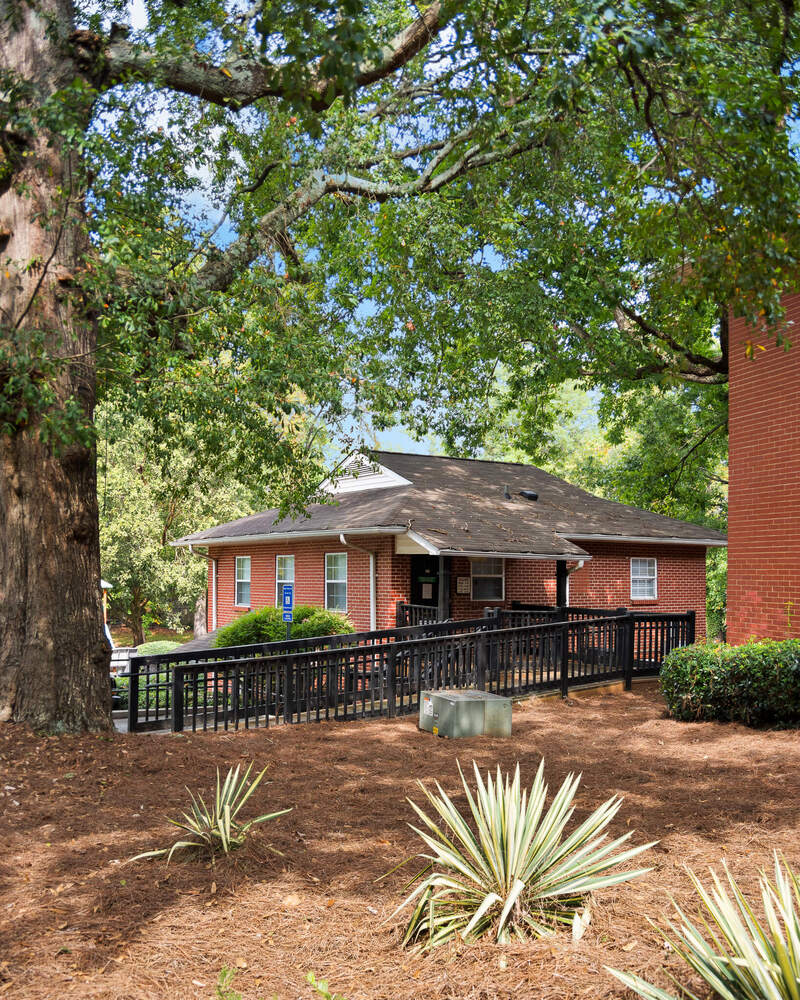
[92,2,444,111]
[615,303,727,376]
[195,120,547,293]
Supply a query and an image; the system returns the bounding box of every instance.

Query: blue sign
[282,584,294,621]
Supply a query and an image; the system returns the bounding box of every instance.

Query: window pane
[277,555,294,582]
[326,582,347,611]
[472,576,503,600]
[326,553,347,581]
[631,577,655,598]
[471,557,503,576]
[236,557,250,582]
[236,581,251,606]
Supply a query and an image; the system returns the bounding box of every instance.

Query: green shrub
[136,640,182,656]
[215,604,354,648]
[660,639,800,727]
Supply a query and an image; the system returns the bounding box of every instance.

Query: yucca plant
[394,760,655,948]
[130,762,291,864]
[607,855,800,1000]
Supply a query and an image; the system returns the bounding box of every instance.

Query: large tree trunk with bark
[0,0,111,730]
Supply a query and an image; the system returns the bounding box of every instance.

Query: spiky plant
[607,855,800,1000]
[130,762,291,864]
[395,760,655,948]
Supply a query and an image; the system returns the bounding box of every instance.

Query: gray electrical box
[419,689,512,739]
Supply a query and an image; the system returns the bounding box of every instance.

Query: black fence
[124,607,695,734]
[395,602,441,627]
[125,614,494,731]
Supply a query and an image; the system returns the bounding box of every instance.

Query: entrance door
[410,555,439,607]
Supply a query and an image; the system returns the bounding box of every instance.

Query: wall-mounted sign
[456,576,470,594]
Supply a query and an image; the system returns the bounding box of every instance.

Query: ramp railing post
[386,646,397,717]
[171,667,184,732]
[622,615,634,691]
[560,621,570,698]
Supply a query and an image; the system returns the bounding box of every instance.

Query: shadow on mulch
[1,682,798,1000]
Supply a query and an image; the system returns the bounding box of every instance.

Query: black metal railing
[124,614,493,732]
[395,602,442,627]
[125,608,695,733]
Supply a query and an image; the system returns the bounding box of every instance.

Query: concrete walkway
[171,630,220,653]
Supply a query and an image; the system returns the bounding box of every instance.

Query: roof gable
[320,454,411,495]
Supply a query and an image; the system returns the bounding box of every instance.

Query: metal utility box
[419,690,512,739]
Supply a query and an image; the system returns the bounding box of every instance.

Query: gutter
[172,526,407,548]
[563,533,727,547]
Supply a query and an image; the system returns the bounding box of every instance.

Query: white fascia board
[172,526,406,548]
[437,549,593,561]
[563,533,727,547]
[402,529,441,555]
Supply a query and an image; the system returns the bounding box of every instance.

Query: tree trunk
[194,593,208,639]
[127,594,146,648]
[0,0,111,730]
[129,617,145,649]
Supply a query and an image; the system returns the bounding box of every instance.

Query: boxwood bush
[215,604,354,648]
[660,639,800,727]
[136,640,182,656]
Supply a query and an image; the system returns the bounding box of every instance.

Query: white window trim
[630,557,658,601]
[275,554,295,607]
[325,552,348,611]
[470,557,505,602]
[234,555,251,608]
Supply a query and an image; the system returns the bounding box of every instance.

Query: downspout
[564,560,585,606]
[188,544,218,632]
[339,534,376,631]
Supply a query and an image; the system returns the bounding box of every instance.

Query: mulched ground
[1,682,798,1000]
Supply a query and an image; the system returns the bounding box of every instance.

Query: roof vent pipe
[519,489,539,501]
[503,484,511,499]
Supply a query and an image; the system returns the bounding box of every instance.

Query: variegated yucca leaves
[395,760,655,948]
[607,855,800,1000]
[130,762,291,864]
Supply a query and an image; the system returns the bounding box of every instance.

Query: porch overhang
[394,530,592,561]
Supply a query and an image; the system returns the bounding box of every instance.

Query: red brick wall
[208,537,378,632]
[727,291,800,643]
[445,543,707,637]
[207,536,708,637]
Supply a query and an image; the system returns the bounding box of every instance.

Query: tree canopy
[1,0,797,728]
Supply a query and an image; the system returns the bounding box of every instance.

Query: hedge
[215,604,354,648]
[660,639,800,727]
[136,640,182,656]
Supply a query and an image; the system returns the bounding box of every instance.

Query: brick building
[727,291,800,643]
[175,452,725,639]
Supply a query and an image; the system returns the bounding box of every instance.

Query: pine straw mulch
[1,681,798,1000]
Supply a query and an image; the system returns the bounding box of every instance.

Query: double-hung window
[276,555,295,606]
[235,556,251,607]
[471,557,505,601]
[325,553,347,611]
[630,558,657,600]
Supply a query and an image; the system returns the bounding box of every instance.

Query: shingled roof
[174,451,727,559]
